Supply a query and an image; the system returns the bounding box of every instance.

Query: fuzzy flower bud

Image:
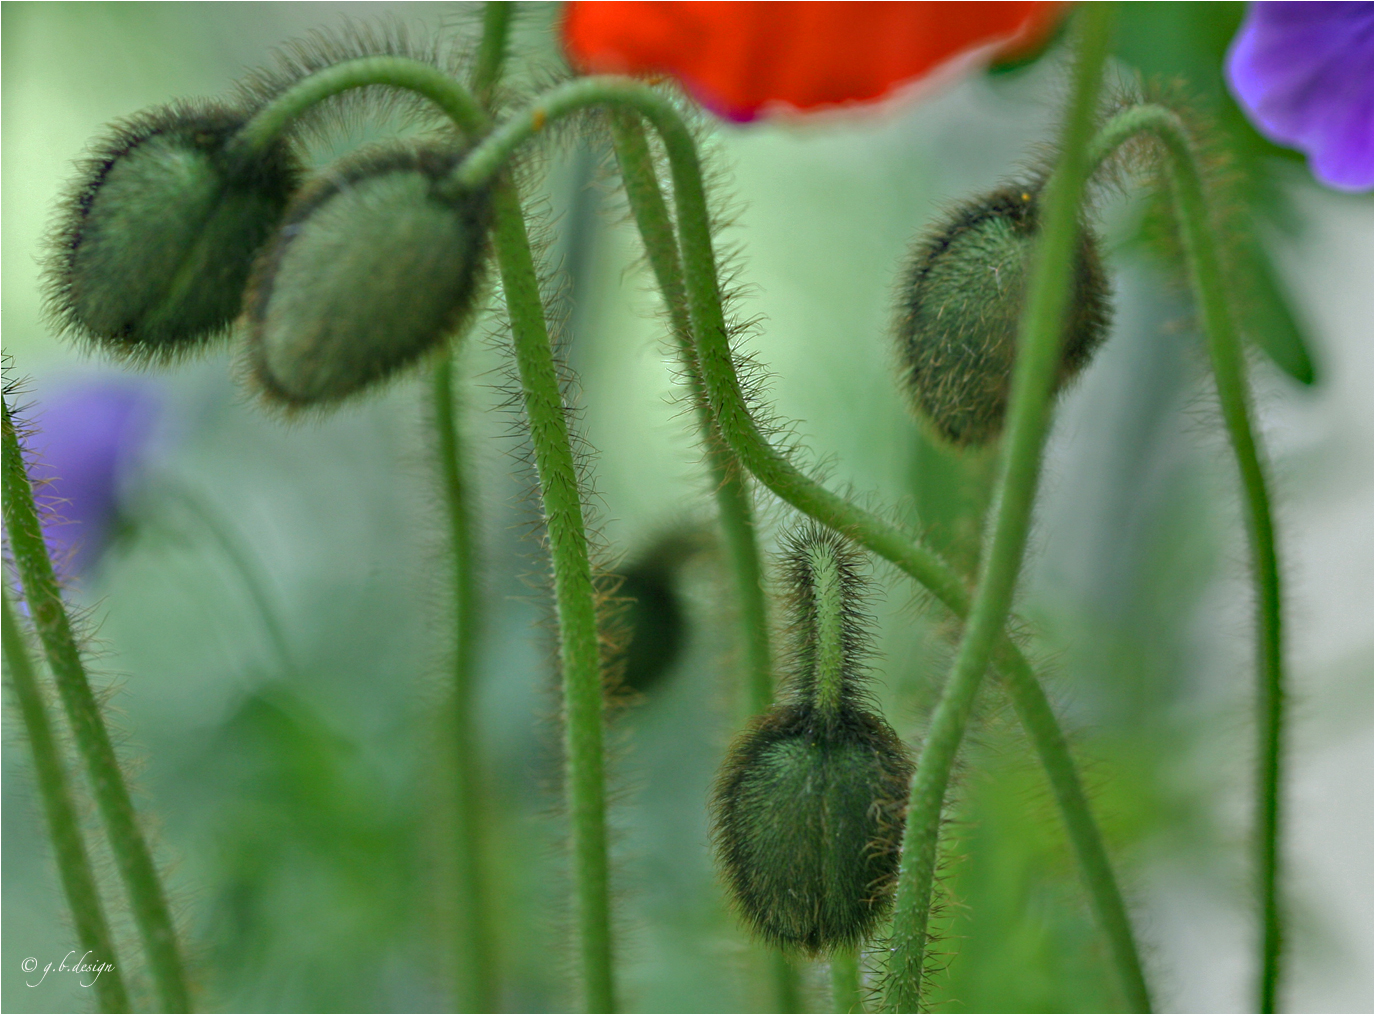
[711,527,914,954]
[895,185,1111,445]
[44,102,299,360]
[247,145,491,408]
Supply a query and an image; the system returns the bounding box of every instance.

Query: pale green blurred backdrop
[3,3,1370,1013]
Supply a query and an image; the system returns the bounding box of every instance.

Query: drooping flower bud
[711,526,914,955]
[895,185,1112,446]
[44,102,300,361]
[247,145,491,408]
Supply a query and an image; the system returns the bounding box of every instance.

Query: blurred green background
[2,3,1370,1012]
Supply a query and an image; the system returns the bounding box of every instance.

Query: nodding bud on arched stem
[895,183,1112,446]
[43,101,299,361]
[247,143,492,408]
[452,73,1149,1009]
[711,526,914,956]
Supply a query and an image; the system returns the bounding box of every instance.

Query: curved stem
[490,177,616,1012]
[2,588,132,1014]
[460,75,1148,1011]
[1090,101,1287,1014]
[428,10,511,1009]
[2,394,192,1013]
[608,100,801,1016]
[229,55,488,159]
[605,116,775,716]
[996,645,1149,1010]
[432,356,497,1013]
[885,10,1114,1008]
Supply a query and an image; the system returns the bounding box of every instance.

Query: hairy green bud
[895,185,1112,445]
[247,145,491,408]
[711,527,914,955]
[43,102,300,361]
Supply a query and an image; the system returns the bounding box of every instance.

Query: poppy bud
[711,527,914,954]
[44,103,299,360]
[605,529,710,698]
[895,185,1111,446]
[247,145,491,408]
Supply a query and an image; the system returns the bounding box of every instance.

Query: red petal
[563,1,1066,122]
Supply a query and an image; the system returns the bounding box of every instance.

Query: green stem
[2,589,132,1014]
[470,0,513,104]
[433,356,497,1013]
[996,643,1150,1010]
[457,73,1147,1012]
[608,107,793,1013]
[772,952,804,1014]
[831,949,863,1015]
[490,177,615,1013]
[1089,101,1287,1014]
[229,55,488,160]
[228,54,618,1012]
[2,394,192,1013]
[808,540,846,718]
[605,117,775,717]
[426,10,511,1009]
[884,9,1114,1008]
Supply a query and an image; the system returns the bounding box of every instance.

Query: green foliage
[43,102,298,360]
[895,185,1112,445]
[248,144,491,407]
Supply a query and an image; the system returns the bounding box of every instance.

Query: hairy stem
[470,0,513,103]
[432,356,497,1013]
[884,9,1114,1008]
[230,55,488,161]
[1089,101,1287,1014]
[2,589,132,1014]
[831,949,863,1014]
[808,541,846,717]
[424,10,514,1008]
[458,73,1148,1012]
[2,393,192,1013]
[228,55,618,1012]
[607,112,775,716]
[609,101,800,1016]
[490,178,615,1012]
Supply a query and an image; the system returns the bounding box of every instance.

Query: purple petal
[1227,1,1374,191]
[27,379,159,575]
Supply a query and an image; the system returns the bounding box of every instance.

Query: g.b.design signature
[22,951,116,987]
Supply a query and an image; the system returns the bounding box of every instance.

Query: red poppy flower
[563,1,1066,123]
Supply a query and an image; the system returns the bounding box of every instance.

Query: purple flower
[1226,2,1374,192]
[28,380,158,576]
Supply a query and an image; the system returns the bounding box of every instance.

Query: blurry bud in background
[27,379,160,577]
[604,528,712,698]
[248,145,491,409]
[43,103,300,361]
[895,184,1111,446]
